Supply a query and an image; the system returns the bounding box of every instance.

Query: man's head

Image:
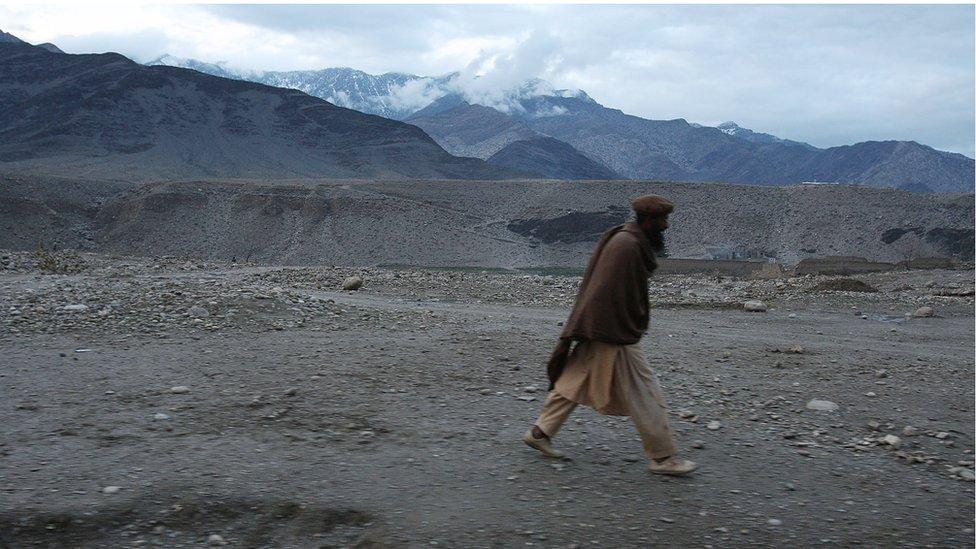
[631,195,674,253]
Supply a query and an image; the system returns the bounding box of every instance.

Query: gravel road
[1,251,973,548]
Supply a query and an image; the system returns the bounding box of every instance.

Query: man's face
[653,214,670,232]
[640,213,669,234]
[639,213,668,253]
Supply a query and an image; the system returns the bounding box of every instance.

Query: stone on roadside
[342,276,364,291]
[881,434,901,447]
[805,399,839,412]
[914,306,935,318]
[743,300,767,312]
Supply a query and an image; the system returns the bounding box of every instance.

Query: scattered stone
[102,486,121,494]
[902,425,919,437]
[788,345,805,354]
[208,534,227,546]
[743,300,767,312]
[881,434,901,447]
[914,306,935,318]
[690,440,706,449]
[678,410,698,420]
[707,421,722,431]
[153,412,171,420]
[170,386,190,394]
[805,399,839,412]
[767,518,782,526]
[935,432,950,440]
[959,469,975,481]
[61,304,89,312]
[284,387,298,397]
[342,276,364,291]
[187,305,210,318]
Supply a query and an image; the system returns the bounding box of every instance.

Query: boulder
[342,276,364,291]
[805,399,839,412]
[743,300,767,312]
[914,306,935,318]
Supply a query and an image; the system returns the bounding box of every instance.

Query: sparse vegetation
[33,242,85,274]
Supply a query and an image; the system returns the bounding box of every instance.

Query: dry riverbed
[1,250,973,548]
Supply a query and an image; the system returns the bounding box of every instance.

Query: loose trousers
[533,341,677,460]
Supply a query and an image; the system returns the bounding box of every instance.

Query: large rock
[914,306,935,318]
[342,276,364,291]
[805,399,839,412]
[743,300,767,312]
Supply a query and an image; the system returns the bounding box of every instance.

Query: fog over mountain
[150,55,975,192]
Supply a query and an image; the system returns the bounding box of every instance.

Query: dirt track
[1,252,973,548]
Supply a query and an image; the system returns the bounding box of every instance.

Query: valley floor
[0,250,973,548]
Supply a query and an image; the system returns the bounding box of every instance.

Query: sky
[2,4,974,157]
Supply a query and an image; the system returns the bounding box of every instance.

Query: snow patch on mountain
[146,54,584,120]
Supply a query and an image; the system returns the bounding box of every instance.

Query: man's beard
[645,228,666,254]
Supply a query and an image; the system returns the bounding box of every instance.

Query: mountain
[0,40,519,181]
[717,122,815,149]
[0,29,22,43]
[0,28,63,53]
[487,137,620,180]
[508,94,974,192]
[147,54,976,192]
[147,56,444,121]
[405,98,540,159]
[34,43,63,53]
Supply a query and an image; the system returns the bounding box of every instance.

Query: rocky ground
[1,249,973,548]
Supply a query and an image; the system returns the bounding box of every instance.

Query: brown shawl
[546,221,657,388]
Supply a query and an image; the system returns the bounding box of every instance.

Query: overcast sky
[3,4,974,157]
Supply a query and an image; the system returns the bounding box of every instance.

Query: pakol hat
[631,195,675,217]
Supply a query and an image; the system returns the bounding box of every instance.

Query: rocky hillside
[149,55,975,192]
[2,175,971,267]
[487,137,620,180]
[405,101,540,159]
[0,40,517,181]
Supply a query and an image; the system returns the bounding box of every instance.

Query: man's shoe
[522,429,565,459]
[647,456,698,476]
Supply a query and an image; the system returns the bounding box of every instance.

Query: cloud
[386,78,446,112]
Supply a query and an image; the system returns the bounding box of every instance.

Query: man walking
[523,195,697,476]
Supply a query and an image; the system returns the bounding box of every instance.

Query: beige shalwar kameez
[534,339,677,460]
